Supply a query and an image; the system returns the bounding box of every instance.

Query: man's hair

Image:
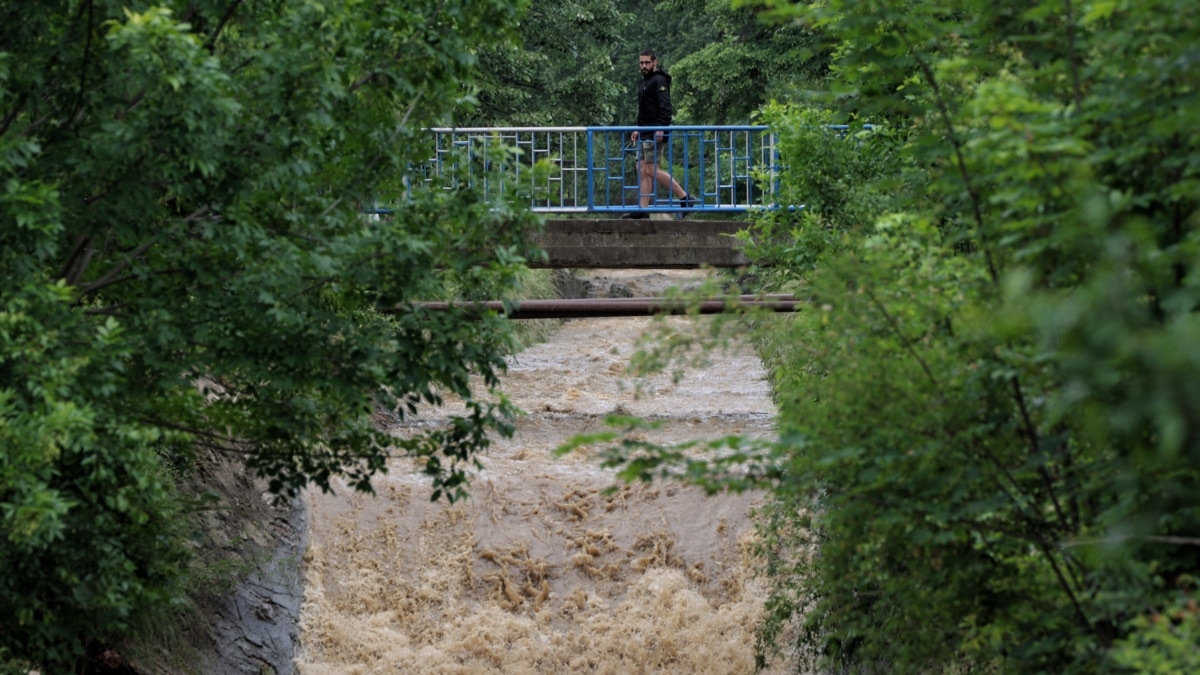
[639,49,657,61]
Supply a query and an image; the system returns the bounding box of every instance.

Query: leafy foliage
[1,0,540,668]
[667,0,828,123]
[0,282,190,669]
[607,0,829,125]
[467,0,626,125]
[744,0,1200,670]
[579,0,1200,671]
[466,0,827,127]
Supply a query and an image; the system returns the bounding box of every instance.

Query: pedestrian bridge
[396,125,780,268]
[406,125,782,217]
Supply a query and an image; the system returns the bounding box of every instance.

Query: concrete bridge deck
[530,218,753,269]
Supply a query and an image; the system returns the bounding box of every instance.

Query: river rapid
[296,270,790,673]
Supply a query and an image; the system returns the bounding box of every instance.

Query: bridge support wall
[530,219,753,269]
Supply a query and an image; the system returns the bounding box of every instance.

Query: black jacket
[637,69,673,136]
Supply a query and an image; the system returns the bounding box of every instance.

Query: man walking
[623,49,698,219]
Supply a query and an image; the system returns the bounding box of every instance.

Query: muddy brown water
[297,271,790,673]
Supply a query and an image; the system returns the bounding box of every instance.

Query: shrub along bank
[588,1,1199,671]
[743,1,1200,670]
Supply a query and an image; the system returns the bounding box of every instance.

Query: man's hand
[655,131,664,142]
[631,131,639,142]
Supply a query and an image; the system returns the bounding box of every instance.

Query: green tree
[581,0,1200,670]
[1,0,538,669]
[604,0,708,126]
[466,0,626,126]
[667,0,827,123]
[605,0,828,125]
[750,0,1200,669]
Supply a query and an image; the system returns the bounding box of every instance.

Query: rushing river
[297,270,788,673]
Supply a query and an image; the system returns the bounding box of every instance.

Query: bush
[0,283,188,671]
[594,1,1200,671]
[743,1,1200,671]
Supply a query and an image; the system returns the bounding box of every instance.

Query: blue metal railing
[411,126,779,215]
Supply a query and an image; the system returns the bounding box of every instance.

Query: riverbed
[297,270,787,673]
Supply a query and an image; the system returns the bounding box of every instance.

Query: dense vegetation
[0,0,542,669]
[598,0,1200,671]
[4,0,1196,671]
[750,1,1199,669]
[466,0,824,127]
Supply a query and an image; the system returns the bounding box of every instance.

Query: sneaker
[677,194,700,219]
[621,211,648,219]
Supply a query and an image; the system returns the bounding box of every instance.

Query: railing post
[586,128,595,212]
[770,131,780,208]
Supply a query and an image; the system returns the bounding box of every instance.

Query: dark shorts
[637,139,666,163]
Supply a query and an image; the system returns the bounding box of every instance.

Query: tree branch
[75,206,208,299]
[84,154,149,207]
[139,415,246,448]
[970,437,1039,522]
[203,0,245,53]
[83,304,129,317]
[972,432,1097,640]
[0,95,25,137]
[286,250,387,301]
[67,0,96,123]
[896,29,1000,287]
[115,88,147,121]
[350,71,382,92]
[66,244,97,287]
[57,233,92,283]
[78,273,140,296]
[1009,376,1072,534]
[862,284,940,388]
[19,111,55,138]
[75,239,154,299]
[1036,539,1103,643]
[319,90,424,219]
[1063,0,1083,110]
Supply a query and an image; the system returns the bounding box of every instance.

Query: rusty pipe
[395,296,800,319]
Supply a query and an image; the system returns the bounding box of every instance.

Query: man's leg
[654,167,687,200]
[639,159,657,207]
[639,140,659,207]
[622,142,658,218]
[650,143,699,214]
